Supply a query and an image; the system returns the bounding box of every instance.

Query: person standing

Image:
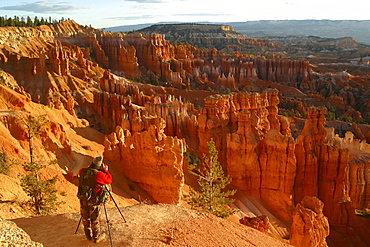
[77,156,112,243]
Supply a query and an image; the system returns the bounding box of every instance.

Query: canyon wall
[96,73,370,246]
[0,21,369,246]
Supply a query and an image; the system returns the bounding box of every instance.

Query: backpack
[77,168,109,205]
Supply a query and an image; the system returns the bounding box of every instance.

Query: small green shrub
[0,151,10,175]
[340,115,353,123]
[279,111,296,117]
[355,209,370,219]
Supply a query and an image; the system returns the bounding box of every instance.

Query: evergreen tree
[26,16,33,27]
[20,16,25,27]
[186,139,238,218]
[0,15,70,27]
[18,114,63,214]
[13,16,19,26]
[7,17,14,27]
[40,17,46,25]
[0,16,4,27]
[20,163,60,214]
[33,16,40,26]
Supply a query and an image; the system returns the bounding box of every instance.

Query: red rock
[103,124,185,204]
[294,107,328,203]
[239,215,270,233]
[1,21,370,247]
[290,196,329,247]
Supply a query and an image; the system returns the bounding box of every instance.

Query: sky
[0,0,369,29]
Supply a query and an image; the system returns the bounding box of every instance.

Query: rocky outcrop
[239,215,270,233]
[147,86,369,244]
[294,107,328,203]
[0,218,42,247]
[94,76,187,203]
[103,123,185,204]
[137,23,277,53]
[290,196,329,247]
[320,37,360,47]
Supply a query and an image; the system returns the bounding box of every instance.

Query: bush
[279,111,296,117]
[0,151,10,175]
[325,103,337,120]
[355,209,370,219]
[185,150,200,171]
[340,115,353,123]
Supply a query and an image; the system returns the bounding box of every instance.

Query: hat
[92,156,103,167]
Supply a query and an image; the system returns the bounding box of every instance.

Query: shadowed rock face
[0,21,370,247]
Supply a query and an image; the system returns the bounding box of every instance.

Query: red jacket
[78,168,113,196]
[95,169,112,195]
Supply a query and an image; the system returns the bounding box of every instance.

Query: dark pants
[80,199,100,240]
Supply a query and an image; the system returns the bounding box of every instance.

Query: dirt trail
[11,203,292,247]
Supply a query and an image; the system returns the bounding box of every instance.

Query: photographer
[77,156,112,243]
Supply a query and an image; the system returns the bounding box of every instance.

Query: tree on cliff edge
[186,139,238,218]
[18,114,63,214]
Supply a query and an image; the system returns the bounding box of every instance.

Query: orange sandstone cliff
[0,21,369,247]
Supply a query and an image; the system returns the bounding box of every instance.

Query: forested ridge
[0,16,70,27]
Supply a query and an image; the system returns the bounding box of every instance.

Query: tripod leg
[103,203,114,247]
[104,185,127,223]
[75,216,82,234]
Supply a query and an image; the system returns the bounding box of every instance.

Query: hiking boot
[94,233,106,243]
[85,229,93,241]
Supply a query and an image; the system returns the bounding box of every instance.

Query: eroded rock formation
[95,70,370,246]
[290,196,330,247]
[103,124,185,204]
[0,20,370,247]
[239,215,270,233]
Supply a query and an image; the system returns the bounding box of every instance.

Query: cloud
[107,15,164,21]
[124,0,179,3]
[174,13,230,17]
[0,1,83,14]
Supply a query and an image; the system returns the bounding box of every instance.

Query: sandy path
[11,204,293,247]
[11,204,192,247]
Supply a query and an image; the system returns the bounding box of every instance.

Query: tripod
[75,186,127,246]
[104,185,127,223]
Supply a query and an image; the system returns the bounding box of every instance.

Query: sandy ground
[11,203,292,247]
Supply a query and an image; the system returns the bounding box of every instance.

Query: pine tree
[26,16,33,27]
[186,139,238,218]
[0,15,70,27]
[33,16,39,26]
[20,17,25,27]
[20,163,60,214]
[7,17,14,27]
[18,114,63,214]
